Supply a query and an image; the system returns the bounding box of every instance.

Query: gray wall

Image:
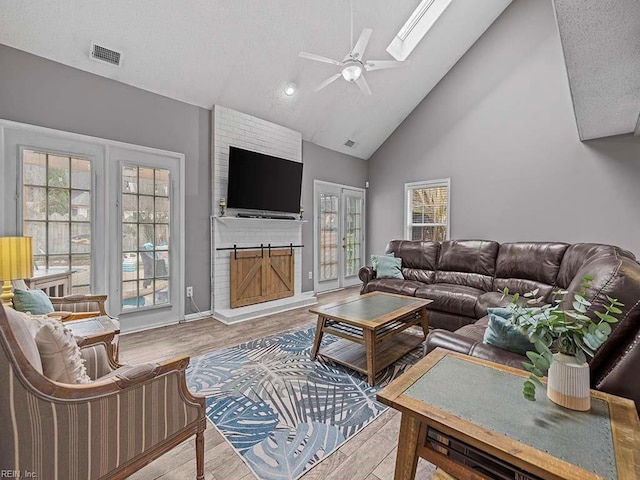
[0,44,212,312]
[367,0,640,257]
[301,141,368,291]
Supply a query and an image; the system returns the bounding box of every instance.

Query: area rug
[185,324,422,480]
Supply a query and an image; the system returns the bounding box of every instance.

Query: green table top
[316,294,420,321]
[405,356,616,480]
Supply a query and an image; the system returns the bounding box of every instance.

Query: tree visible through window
[405,179,450,241]
[22,150,92,293]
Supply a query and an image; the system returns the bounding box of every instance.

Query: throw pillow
[32,316,91,384]
[483,307,532,356]
[372,255,403,280]
[12,288,55,315]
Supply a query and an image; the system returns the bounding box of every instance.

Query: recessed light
[284,83,297,96]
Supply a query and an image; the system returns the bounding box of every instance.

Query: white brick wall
[210,106,304,314]
[212,105,302,214]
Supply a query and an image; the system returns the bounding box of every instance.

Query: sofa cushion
[385,240,439,284]
[435,240,499,291]
[427,310,477,331]
[362,278,423,296]
[495,242,568,286]
[474,291,534,318]
[556,243,636,289]
[426,328,529,371]
[415,283,484,318]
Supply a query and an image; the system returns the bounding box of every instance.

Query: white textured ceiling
[553,0,640,140]
[0,0,512,159]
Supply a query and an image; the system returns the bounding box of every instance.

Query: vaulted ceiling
[0,0,513,159]
[4,1,633,157]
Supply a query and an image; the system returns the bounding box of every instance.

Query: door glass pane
[19,148,92,289]
[319,193,339,281]
[121,165,171,310]
[343,194,363,277]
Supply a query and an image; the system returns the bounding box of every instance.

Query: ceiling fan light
[341,63,363,82]
[284,82,297,96]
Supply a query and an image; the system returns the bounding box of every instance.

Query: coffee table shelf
[319,330,425,377]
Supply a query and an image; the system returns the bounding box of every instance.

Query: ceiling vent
[90,43,122,66]
[344,139,356,148]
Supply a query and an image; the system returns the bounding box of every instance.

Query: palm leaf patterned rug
[186,324,422,480]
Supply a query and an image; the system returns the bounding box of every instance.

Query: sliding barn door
[230,249,294,308]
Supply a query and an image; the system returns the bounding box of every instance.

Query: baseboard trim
[213,292,318,325]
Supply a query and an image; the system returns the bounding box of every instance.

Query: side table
[377,348,639,480]
[65,315,120,360]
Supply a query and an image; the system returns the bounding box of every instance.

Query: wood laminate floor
[122,287,436,480]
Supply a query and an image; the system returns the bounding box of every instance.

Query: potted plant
[501,275,624,411]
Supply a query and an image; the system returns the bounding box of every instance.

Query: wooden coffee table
[309,292,432,386]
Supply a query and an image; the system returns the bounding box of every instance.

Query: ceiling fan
[299,4,407,95]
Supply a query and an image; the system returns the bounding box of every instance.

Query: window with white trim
[405,179,450,241]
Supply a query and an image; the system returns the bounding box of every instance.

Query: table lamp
[0,236,34,306]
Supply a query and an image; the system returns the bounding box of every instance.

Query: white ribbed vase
[546,353,590,411]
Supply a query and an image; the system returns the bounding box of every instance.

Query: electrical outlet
[308,271,313,280]
[186,286,193,298]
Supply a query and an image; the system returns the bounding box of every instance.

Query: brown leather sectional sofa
[359,240,640,411]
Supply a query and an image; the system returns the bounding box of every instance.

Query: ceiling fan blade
[314,73,342,92]
[364,60,408,71]
[355,75,372,95]
[299,52,342,66]
[349,28,372,60]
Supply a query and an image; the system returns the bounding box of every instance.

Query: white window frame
[404,178,451,241]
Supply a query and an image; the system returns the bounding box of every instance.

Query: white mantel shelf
[213,216,307,225]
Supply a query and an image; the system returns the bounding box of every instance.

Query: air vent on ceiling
[90,42,122,66]
[344,139,356,148]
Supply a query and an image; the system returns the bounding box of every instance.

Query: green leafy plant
[501,275,624,401]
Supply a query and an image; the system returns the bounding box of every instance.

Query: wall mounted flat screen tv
[227,146,303,214]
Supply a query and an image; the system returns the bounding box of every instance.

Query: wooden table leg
[364,328,376,386]
[419,306,429,339]
[394,414,422,480]
[310,315,326,360]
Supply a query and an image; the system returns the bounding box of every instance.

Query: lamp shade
[0,237,34,281]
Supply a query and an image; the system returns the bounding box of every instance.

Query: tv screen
[227,146,303,214]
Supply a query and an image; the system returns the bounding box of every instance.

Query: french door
[1,121,185,333]
[108,146,184,332]
[314,181,365,293]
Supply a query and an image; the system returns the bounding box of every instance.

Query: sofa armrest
[358,266,376,294]
[426,329,528,371]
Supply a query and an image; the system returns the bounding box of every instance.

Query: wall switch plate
[186,286,193,297]
[308,271,313,279]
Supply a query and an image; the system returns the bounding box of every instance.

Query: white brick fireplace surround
[210,106,316,323]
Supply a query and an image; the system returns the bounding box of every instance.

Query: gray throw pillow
[371,255,403,279]
[483,307,532,356]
